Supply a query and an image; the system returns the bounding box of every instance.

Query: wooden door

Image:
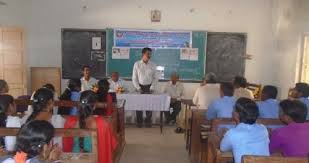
[0,27,27,97]
[31,67,61,96]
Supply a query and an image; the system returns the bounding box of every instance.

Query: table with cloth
[116,93,171,133]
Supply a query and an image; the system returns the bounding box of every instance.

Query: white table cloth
[117,94,171,111]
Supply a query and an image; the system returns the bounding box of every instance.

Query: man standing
[132,47,158,128]
[108,72,126,93]
[163,73,184,125]
[80,65,97,91]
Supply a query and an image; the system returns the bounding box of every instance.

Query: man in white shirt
[163,73,184,124]
[233,76,254,99]
[192,73,220,109]
[108,72,126,93]
[132,47,158,128]
[80,65,97,91]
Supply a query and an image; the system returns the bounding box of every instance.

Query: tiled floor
[119,126,190,163]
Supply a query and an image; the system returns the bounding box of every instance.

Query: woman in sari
[63,90,117,163]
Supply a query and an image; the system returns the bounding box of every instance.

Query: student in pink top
[269,99,309,157]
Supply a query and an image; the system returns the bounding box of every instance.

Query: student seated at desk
[94,79,116,116]
[290,83,309,119]
[25,88,65,149]
[270,100,309,157]
[258,85,279,118]
[192,73,220,109]
[23,84,59,123]
[3,120,61,163]
[63,90,117,163]
[0,95,21,152]
[233,76,254,99]
[206,82,236,120]
[220,98,269,163]
[59,79,81,115]
[162,73,184,125]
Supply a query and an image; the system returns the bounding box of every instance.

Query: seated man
[193,73,220,109]
[233,76,254,99]
[290,83,309,119]
[162,73,184,125]
[270,100,309,157]
[108,71,126,93]
[220,98,270,163]
[206,82,236,120]
[258,85,279,118]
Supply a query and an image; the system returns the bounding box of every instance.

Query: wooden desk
[181,99,196,151]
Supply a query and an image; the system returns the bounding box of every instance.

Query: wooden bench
[242,155,309,163]
[0,128,98,163]
[189,109,209,163]
[205,118,285,163]
[14,99,126,163]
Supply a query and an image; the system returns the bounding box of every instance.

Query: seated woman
[0,94,21,152]
[59,79,81,115]
[2,120,61,163]
[94,79,116,116]
[220,98,269,163]
[22,83,59,124]
[63,90,117,163]
[25,88,65,149]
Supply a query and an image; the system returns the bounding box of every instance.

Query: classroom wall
[1,0,278,98]
[272,0,309,98]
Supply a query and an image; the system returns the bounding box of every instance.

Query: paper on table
[180,48,190,60]
[189,48,199,61]
[112,47,130,59]
[92,37,101,50]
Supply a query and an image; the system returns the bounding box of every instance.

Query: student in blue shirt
[220,98,270,163]
[258,85,279,118]
[291,83,309,120]
[206,82,236,120]
[59,79,81,115]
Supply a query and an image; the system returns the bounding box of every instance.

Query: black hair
[0,80,8,94]
[262,85,278,99]
[26,88,54,123]
[59,79,81,101]
[295,83,309,98]
[78,90,97,152]
[16,120,54,159]
[0,94,14,147]
[97,79,110,102]
[142,47,152,54]
[234,76,248,88]
[205,73,217,84]
[42,83,55,92]
[280,99,308,123]
[234,98,259,125]
[220,82,234,97]
[82,65,90,71]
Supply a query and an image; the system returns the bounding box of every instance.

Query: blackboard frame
[205,32,247,82]
[61,28,107,79]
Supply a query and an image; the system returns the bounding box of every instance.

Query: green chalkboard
[106,29,206,81]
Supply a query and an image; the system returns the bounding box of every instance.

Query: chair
[247,83,262,100]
